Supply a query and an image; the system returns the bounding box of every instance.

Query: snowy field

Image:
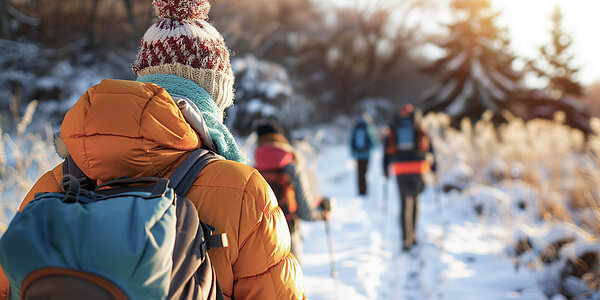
[299,144,548,300]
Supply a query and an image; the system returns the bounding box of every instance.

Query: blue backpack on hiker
[393,114,430,154]
[352,124,371,153]
[395,116,416,151]
[0,148,227,300]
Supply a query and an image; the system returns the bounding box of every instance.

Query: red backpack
[254,145,298,231]
[260,170,297,224]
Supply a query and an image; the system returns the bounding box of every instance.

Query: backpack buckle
[206,233,228,249]
[60,175,81,203]
[200,222,228,249]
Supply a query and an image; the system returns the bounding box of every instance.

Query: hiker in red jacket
[253,119,332,264]
[383,104,434,251]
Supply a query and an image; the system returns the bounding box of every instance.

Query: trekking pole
[433,173,442,221]
[427,171,440,221]
[432,172,445,250]
[381,176,388,239]
[325,217,338,300]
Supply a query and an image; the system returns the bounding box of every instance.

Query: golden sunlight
[490,0,600,85]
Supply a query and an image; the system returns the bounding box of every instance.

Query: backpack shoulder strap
[62,156,96,190]
[169,148,228,251]
[168,148,224,197]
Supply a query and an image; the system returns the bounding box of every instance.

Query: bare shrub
[0,100,60,233]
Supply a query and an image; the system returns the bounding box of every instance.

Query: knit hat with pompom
[132,0,234,110]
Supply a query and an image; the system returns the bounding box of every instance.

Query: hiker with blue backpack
[0,0,306,299]
[349,113,378,197]
[383,104,435,252]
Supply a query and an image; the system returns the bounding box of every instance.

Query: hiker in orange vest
[253,119,332,264]
[383,104,434,251]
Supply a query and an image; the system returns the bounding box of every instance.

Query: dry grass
[0,100,61,233]
[424,110,600,238]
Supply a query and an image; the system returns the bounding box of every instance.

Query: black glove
[426,152,437,172]
[319,196,333,221]
[383,156,390,178]
[319,196,332,212]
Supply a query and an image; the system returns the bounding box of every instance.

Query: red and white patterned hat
[132,0,234,110]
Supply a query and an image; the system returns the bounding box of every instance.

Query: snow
[0,39,39,65]
[436,78,459,103]
[567,241,600,259]
[477,37,499,52]
[439,161,472,191]
[445,79,473,116]
[489,69,517,92]
[232,54,293,100]
[497,180,540,220]
[445,51,468,73]
[419,82,443,102]
[470,58,505,100]
[245,98,278,116]
[229,55,312,132]
[477,85,502,112]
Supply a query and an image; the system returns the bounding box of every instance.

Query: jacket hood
[136,74,247,163]
[60,79,201,183]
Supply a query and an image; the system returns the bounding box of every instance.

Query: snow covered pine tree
[421,0,522,126]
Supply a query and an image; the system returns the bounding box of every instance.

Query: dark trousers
[396,174,424,249]
[357,159,369,196]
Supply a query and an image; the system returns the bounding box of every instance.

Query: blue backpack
[395,117,416,151]
[0,148,227,300]
[392,115,430,154]
[352,124,371,152]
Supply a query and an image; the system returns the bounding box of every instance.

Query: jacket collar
[137,74,247,163]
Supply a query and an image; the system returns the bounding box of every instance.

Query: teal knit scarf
[137,74,246,163]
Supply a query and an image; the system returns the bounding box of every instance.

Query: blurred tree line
[0,0,148,49]
[210,0,438,131]
[0,0,596,134]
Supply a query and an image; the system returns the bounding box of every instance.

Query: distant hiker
[0,0,306,299]
[349,112,378,197]
[383,104,434,251]
[253,119,332,264]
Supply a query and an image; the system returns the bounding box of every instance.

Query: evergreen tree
[530,5,583,98]
[422,0,521,124]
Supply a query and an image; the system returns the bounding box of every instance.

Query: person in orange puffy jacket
[252,119,332,265]
[0,0,306,299]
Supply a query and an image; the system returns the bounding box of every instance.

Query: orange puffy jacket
[0,79,306,300]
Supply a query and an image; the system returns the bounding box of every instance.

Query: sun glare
[490,0,600,85]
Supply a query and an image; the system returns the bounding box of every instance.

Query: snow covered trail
[301,145,436,300]
[301,144,544,300]
[301,145,390,300]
